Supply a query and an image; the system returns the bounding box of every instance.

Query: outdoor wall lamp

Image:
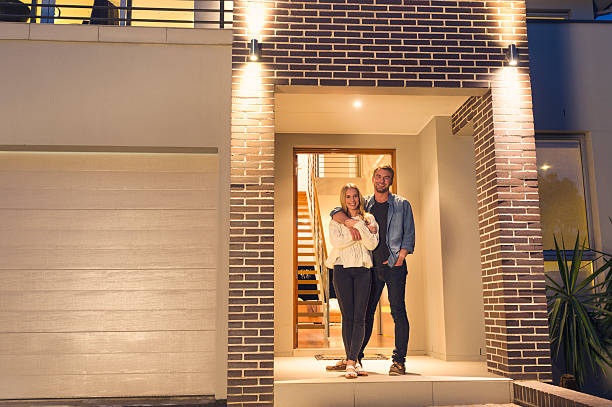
[249,39,262,62]
[505,44,518,66]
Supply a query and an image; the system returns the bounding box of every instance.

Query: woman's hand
[367,224,377,234]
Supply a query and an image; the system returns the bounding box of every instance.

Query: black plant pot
[560,374,578,391]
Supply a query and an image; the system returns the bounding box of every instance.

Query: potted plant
[546,232,612,389]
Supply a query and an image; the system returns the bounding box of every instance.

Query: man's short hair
[373,165,395,183]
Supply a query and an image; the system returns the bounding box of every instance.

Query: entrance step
[275,376,513,407]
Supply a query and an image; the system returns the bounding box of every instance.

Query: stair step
[297,323,325,330]
[299,300,322,305]
[298,290,320,295]
[298,261,316,266]
[297,244,315,249]
[298,279,320,284]
[297,271,317,275]
[298,312,324,317]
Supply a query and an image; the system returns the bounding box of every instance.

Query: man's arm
[395,200,415,266]
[330,207,361,241]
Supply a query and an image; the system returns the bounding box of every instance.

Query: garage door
[0,151,218,398]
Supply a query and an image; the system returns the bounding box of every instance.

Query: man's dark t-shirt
[371,200,389,266]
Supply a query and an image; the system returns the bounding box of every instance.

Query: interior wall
[274,133,425,356]
[0,32,232,398]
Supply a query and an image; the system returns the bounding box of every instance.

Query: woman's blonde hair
[340,183,365,219]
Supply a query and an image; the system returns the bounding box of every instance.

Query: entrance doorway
[292,148,396,350]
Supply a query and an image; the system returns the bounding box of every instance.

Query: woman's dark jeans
[358,262,410,364]
[332,265,371,362]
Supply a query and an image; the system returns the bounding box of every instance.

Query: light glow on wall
[238,61,264,98]
[247,0,265,39]
[496,66,523,120]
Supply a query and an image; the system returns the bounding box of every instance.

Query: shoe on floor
[389,361,406,375]
[326,359,347,371]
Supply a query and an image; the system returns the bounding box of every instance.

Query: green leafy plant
[546,232,612,388]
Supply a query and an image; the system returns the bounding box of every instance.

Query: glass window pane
[536,139,589,250]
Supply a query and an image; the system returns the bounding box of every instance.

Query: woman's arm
[328,220,357,249]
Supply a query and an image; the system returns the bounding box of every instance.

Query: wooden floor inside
[297,324,395,349]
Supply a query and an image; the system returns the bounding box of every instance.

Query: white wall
[525,0,594,19]
[528,20,612,398]
[528,21,612,255]
[418,118,447,358]
[0,24,232,398]
[418,117,485,361]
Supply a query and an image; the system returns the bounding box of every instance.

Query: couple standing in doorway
[324,165,415,379]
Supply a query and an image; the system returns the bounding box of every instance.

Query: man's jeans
[358,262,409,364]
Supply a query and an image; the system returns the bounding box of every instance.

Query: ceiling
[275,92,474,135]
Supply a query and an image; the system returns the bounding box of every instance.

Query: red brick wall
[230,0,551,404]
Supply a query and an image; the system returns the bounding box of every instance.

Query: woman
[325,183,379,379]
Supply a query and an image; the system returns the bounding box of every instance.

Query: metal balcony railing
[0,0,232,29]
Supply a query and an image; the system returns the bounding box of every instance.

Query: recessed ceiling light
[353,100,362,109]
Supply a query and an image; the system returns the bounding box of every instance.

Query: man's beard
[375,184,389,193]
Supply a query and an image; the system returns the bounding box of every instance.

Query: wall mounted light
[249,39,262,62]
[505,44,518,66]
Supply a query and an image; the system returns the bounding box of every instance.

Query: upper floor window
[0,0,232,28]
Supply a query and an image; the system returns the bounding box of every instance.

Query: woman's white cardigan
[325,213,379,269]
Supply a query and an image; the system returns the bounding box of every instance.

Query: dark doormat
[314,354,388,360]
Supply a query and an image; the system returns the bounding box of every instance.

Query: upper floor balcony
[0,0,232,29]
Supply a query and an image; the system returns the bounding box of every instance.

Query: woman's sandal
[355,363,368,376]
[345,365,358,379]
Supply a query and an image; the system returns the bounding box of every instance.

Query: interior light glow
[353,100,362,109]
[540,164,551,171]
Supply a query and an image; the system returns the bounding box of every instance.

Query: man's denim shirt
[330,193,415,266]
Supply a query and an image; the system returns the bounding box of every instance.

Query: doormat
[314,354,388,360]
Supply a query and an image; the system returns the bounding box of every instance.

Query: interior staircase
[296,190,326,335]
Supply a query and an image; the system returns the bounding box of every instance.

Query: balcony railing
[0,0,232,29]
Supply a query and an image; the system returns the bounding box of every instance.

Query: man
[327,165,415,375]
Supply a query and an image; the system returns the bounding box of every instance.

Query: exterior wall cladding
[229,0,552,404]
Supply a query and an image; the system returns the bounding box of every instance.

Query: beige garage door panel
[0,331,215,354]
[0,373,212,399]
[1,209,209,230]
[1,310,214,332]
[0,268,213,291]
[0,152,218,398]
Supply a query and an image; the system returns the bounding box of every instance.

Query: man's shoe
[326,359,347,371]
[389,362,406,376]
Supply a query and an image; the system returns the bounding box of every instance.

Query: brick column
[228,1,276,404]
[451,84,552,381]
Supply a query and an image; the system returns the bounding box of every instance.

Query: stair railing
[306,155,330,337]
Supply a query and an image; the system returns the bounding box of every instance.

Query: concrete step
[275,375,513,407]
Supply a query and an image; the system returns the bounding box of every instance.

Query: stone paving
[0,397,220,407]
[0,400,521,407]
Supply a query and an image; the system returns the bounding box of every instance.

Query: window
[535,135,594,260]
